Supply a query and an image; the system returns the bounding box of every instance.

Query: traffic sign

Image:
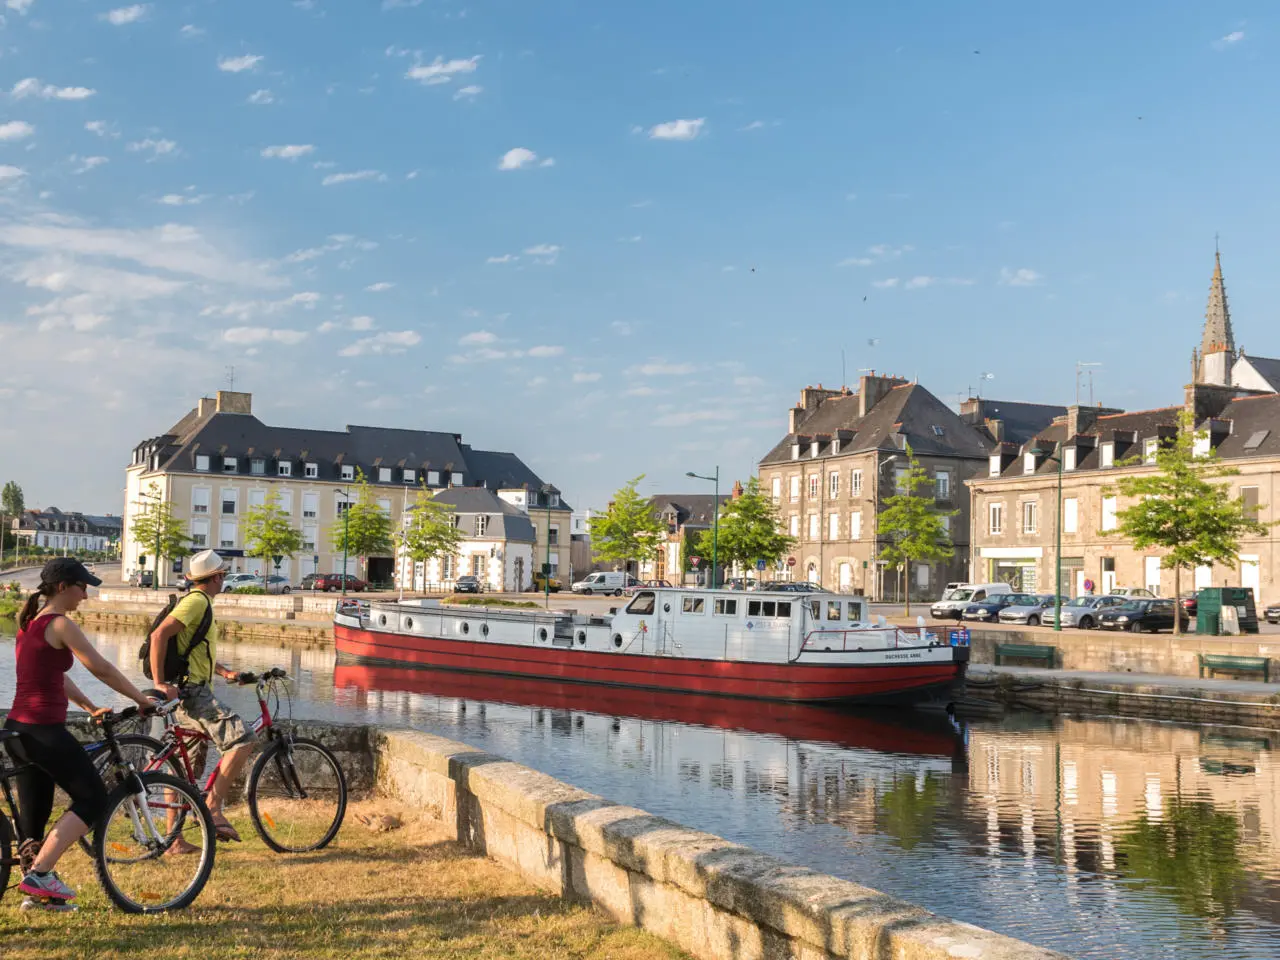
[756,559,767,571]
[690,556,701,567]
[786,556,796,567]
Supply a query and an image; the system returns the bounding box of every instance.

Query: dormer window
[250,458,266,476]
[196,455,210,472]
[791,443,800,460]
[222,457,238,473]
[379,467,393,483]
[1193,434,1212,457]
[550,493,560,507]
[1064,448,1076,471]
[475,515,489,536]
[831,439,841,455]
[305,462,318,478]
[427,470,440,486]
[810,441,820,458]
[1023,452,1036,475]
[1100,443,1114,468]
[1143,439,1158,464]
[341,465,355,481]
[403,469,415,483]
[989,454,1002,477]
[932,425,945,437]
[278,462,292,477]
[451,472,464,486]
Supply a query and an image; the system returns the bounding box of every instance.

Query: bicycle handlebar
[232,667,289,685]
[93,698,176,726]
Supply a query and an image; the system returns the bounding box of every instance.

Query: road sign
[690,556,701,567]
[1083,578,1095,592]
[786,556,796,567]
[756,559,767,571]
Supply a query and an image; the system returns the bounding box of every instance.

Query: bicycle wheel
[0,813,12,903]
[93,772,215,913]
[79,735,182,857]
[248,737,347,853]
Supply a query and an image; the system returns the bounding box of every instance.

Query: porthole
[538,628,548,642]
[405,617,414,630]
[613,633,623,649]
[378,614,387,627]
[481,624,490,636]
[663,603,671,613]
[576,631,587,646]
[461,621,470,635]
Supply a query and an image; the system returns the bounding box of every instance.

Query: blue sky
[2,1,1278,515]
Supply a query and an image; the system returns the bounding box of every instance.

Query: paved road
[2,561,121,595]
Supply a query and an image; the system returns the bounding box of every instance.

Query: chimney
[856,372,908,417]
[789,405,809,433]
[1184,382,1235,421]
[984,418,1004,443]
[215,390,253,414]
[1064,404,1100,439]
[731,480,744,499]
[197,397,216,417]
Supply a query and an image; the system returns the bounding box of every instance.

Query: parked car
[309,573,368,593]
[1110,587,1157,599]
[1044,595,1127,629]
[997,595,1067,626]
[1179,592,1199,618]
[222,573,260,592]
[1098,598,1190,633]
[531,572,562,593]
[963,592,1036,623]
[133,570,154,588]
[571,571,636,596]
[300,573,320,591]
[253,575,292,595]
[759,581,829,593]
[454,575,483,594]
[625,578,672,596]
[931,583,1014,621]
[1265,602,1280,625]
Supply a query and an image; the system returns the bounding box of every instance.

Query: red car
[308,573,367,593]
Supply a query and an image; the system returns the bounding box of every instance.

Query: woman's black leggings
[2,719,109,844]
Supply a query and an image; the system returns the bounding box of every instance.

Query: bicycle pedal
[21,896,78,913]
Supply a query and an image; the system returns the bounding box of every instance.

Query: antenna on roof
[225,365,236,392]
[976,372,994,398]
[1075,361,1101,405]
[841,348,846,388]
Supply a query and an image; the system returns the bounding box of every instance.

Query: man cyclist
[149,549,253,844]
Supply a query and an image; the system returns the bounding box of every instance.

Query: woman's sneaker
[18,870,76,902]
[20,896,77,913]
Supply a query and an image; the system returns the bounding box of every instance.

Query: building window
[250,458,266,476]
[1144,439,1158,464]
[403,469,415,484]
[190,520,209,548]
[221,490,237,515]
[548,525,559,545]
[475,515,489,536]
[789,515,799,537]
[278,462,292,477]
[340,465,355,481]
[851,511,862,540]
[379,467,393,483]
[1064,448,1076,471]
[829,472,839,498]
[336,498,352,516]
[302,523,317,551]
[1101,495,1117,531]
[1022,500,1038,534]
[376,498,391,517]
[550,493,561,507]
[1023,452,1036,475]
[771,477,782,502]
[223,457,238,473]
[471,555,485,578]
[195,455,210,472]
[451,472,464,486]
[248,489,266,510]
[935,471,950,500]
[807,514,819,540]
[1063,497,1078,534]
[850,470,863,497]
[192,488,210,515]
[989,454,1002,477]
[278,489,293,514]
[989,502,1004,535]
[791,443,800,461]
[1100,443,1114,468]
[302,492,318,519]
[893,467,908,493]
[789,476,800,502]
[807,475,819,499]
[427,470,440,486]
[219,521,237,549]
[1242,486,1260,520]
[305,462,318,479]
[940,515,951,535]
[828,513,839,540]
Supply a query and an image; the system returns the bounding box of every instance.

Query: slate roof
[1240,355,1280,392]
[649,494,729,530]
[964,399,1069,446]
[427,488,537,542]
[760,383,993,466]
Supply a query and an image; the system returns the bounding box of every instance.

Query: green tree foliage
[243,488,303,572]
[691,477,795,582]
[402,486,465,564]
[1,480,23,517]
[130,483,191,575]
[1108,410,1271,635]
[878,445,956,615]
[590,475,666,569]
[331,469,395,568]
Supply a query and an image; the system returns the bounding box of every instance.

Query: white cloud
[573,371,601,383]
[527,376,547,388]
[453,85,482,100]
[71,156,109,174]
[5,0,34,15]
[486,253,517,264]
[905,276,936,289]
[247,89,275,105]
[739,120,765,132]
[261,144,315,160]
[321,170,385,186]
[733,375,765,388]
[459,330,496,345]
[338,330,421,356]
[126,138,177,160]
[611,320,632,336]
[383,0,424,8]
[649,118,704,141]
[218,54,263,73]
[871,278,899,289]
[1213,30,1245,50]
[527,345,563,358]
[626,386,656,397]
[999,267,1043,287]
[11,78,96,100]
[837,256,874,268]
[84,120,117,138]
[617,234,642,243]
[838,243,913,268]
[103,4,148,25]
[180,24,204,38]
[0,165,26,181]
[651,409,734,427]
[405,56,480,85]
[224,326,308,346]
[0,121,33,141]
[498,147,539,171]
[365,281,394,292]
[349,315,376,331]
[635,360,695,376]
[157,193,209,206]
[523,243,559,264]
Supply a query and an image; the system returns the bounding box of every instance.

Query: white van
[571,571,636,596]
[930,582,1013,621]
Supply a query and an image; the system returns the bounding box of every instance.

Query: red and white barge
[333,588,967,706]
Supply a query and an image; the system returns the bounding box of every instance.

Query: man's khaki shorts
[176,683,252,753]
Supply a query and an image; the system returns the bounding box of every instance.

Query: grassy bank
[1,801,687,960]
[445,596,540,608]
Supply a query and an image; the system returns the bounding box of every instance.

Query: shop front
[979,546,1043,593]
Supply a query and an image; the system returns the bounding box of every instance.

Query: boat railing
[800,625,938,652]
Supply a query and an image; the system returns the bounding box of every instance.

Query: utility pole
[685,468,720,588]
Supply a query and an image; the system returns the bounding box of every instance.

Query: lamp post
[136,489,163,590]
[541,484,554,610]
[872,455,900,602]
[334,485,351,597]
[685,467,720,588]
[1030,444,1064,632]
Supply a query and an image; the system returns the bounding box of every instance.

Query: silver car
[998,594,1067,626]
[1043,595,1127,629]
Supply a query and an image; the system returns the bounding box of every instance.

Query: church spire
[1196,244,1235,386]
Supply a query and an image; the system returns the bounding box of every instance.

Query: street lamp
[540,484,554,610]
[685,467,720,589]
[334,486,351,597]
[872,455,900,602]
[1030,443,1064,632]
[136,489,163,591]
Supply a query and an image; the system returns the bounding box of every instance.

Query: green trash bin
[1196,587,1259,635]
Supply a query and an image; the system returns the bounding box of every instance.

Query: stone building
[968,252,1280,602]
[397,487,537,592]
[638,490,734,585]
[756,374,1063,601]
[10,507,120,554]
[123,390,570,588]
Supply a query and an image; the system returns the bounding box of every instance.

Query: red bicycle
[88,668,347,854]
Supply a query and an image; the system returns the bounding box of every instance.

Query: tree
[243,488,303,574]
[590,475,666,571]
[1107,409,1270,636]
[402,485,465,582]
[877,444,956,615]
[130,483,191,580]
[331,469,394,572]
[1,481,23,518]
[691,477,794,582]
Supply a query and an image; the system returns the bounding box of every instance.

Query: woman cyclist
[3,558,155,908]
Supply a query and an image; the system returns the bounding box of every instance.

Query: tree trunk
[1173,564,1182,637]
[903,559,911,617]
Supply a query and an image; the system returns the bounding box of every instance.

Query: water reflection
[3,630,1280,957]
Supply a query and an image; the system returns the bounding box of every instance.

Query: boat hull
[333,623,968,705]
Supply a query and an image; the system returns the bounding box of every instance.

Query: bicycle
[87,668,347,854]
[1,704,216,913]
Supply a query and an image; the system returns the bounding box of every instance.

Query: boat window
[847,602,863,621]
[626,591,656,615]
[682,596,705,614]
[714,598,737,616]
[827,601,841,621]
[777,601,791,617]
[748,600,761,617]
[809,600,821,619]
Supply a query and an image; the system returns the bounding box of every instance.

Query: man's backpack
[137,592,214,684]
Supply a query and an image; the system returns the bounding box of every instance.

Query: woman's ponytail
[17,590,44,631]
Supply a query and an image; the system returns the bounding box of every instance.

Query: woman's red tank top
[8,613,73,724]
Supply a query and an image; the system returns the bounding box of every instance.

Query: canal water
[3,628,1279,959]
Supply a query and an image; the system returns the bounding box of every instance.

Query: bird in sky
[868,337,881,347]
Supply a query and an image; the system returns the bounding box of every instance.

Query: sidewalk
[971,662,1280,700]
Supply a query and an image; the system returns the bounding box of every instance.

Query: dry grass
[1,801,690,960]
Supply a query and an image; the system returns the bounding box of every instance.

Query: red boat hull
[333,623,967,704]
